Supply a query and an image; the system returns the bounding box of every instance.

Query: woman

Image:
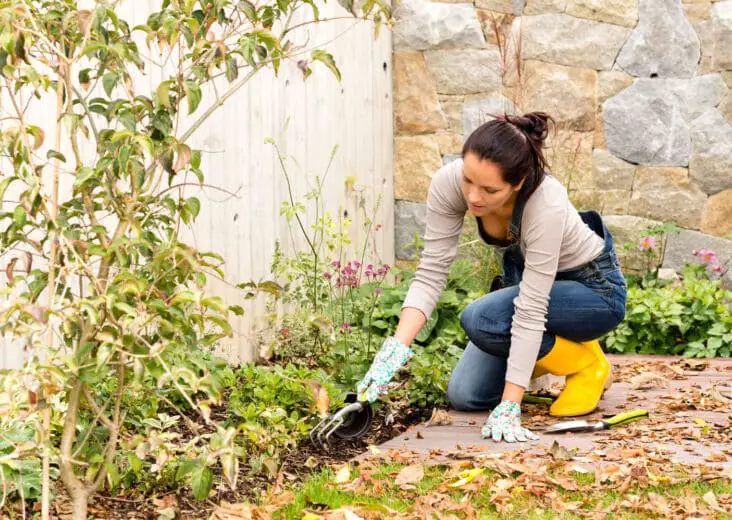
[356,112,627,443]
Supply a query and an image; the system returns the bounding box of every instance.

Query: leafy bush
[227,363,339,472]
[604,274,732,358]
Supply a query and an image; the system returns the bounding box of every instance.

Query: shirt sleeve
[505,192,568,389]
[401,161,467,320]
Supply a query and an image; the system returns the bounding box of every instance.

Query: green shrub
[226,363,339,472]
[604,275,731,358]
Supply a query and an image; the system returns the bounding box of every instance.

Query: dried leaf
[630,372,668,390]
[334,465,351,484]
[5,257,17,284]
[77,10,93,40]
[448,467,483,488]
[550,441,573,461]
[682,359,708,371]
[646,493,671,516]
[426,408,453,426]
[152,495,178,520]
[703,452,726,462]
[304,456,319,469]
[395,463,424,486]
[710,384,731,403]
[324,508,364,520]
[302,380,330,418]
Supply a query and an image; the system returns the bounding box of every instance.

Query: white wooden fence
[0,1,394,368]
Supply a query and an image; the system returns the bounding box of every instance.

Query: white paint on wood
[0,1,394,368]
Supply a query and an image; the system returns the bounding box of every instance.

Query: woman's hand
[481,400,538,443]
[356,336,414,402]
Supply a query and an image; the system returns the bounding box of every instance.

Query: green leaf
[13,205,26,228]
[0,177,18,209]
[183,81,202,114]
[104,462,121,490]
[118,110,136,131]
[46,150,66,163]
[102,71,118,97]
[311,50,341,82]
[225,56,238,82]
[238,0,257,21]
[186,197,200,218]
[157,80,174,108]
[128,453,142,474]
[190,464,213,500]
[73,167,96,191]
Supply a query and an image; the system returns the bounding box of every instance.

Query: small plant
[603,273,731,358]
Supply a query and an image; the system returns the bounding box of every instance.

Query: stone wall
[392,0,732,284]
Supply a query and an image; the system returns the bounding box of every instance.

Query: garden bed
[57,395,434,519]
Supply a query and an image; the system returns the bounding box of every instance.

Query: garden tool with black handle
[310,392,374,449]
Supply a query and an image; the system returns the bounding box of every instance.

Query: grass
[266,461,732,519]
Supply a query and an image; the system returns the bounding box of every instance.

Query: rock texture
[519,14,631,70]
[662,229,732,287]
[712,1,732,70]
[628,167,707,229]
[461,96,516,138]
[616,0,701,77]
[394,52,446,134]
[602,215,666,271]
[424,49,502,94]
[565,0,639,27]
[394,0,486,51]
[592,149,636,190]
[522,61,597,131]
[395,200,427,260]
[603,81,691,165]
[394,136,442,202]
[701,189,732,237]
[689,109,732,195]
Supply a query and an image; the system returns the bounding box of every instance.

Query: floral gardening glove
[481,400,538,443]
[356,336,414,403]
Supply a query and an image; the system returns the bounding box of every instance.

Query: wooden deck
[356,355,732,470]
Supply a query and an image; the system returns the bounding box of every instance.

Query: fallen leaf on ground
[395,463,424,486]
[550,441,573,461]
[630,372,668,390]
[426,408,453,426]
[448,467,483,488]
[334,465,352,484]
[324,508,365,520]
[682,359,708,371]
[209,502,254,520]
[703,452,727,462]
[304,456,319,468]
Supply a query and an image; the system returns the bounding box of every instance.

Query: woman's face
[460,152,523,217]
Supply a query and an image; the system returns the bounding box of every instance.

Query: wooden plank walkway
[357,355,732,470]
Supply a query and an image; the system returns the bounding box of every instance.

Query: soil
[75,400,433,519]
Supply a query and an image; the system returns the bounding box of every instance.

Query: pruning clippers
[545,409,649,434]
[309,392,374,449]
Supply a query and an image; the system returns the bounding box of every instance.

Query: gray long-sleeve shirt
[402,159,605,389]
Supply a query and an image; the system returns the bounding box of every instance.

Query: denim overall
[446,183,628,411]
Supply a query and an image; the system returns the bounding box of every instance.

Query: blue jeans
[446,211,627,411]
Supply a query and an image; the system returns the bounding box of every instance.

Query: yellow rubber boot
[534,337,612,417]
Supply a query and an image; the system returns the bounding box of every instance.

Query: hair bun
[508,112,553,146]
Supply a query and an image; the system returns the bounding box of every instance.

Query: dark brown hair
[461,111,554,199]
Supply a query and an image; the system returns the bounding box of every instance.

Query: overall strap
[507,186,529,243]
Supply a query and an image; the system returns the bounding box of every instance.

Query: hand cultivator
[310,392,374,449]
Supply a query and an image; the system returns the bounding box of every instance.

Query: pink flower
[638,236,656,251]
[711,264,724,273]
[323,272,332,279]
[373,288,382,296]
[694,248,717,264]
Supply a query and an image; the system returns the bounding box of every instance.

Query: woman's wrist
[502,381,525,403]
